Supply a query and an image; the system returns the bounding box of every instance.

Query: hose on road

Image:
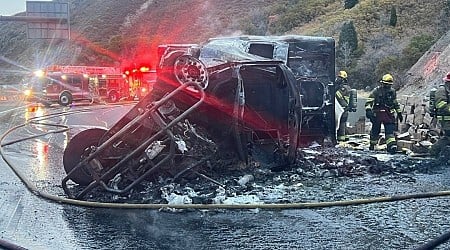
[1,105,450,249]
[2,112,450,210]
[0,238,28,250]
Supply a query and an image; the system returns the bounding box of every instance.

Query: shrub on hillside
[337,21,358,67]
[239,9,269,35]
[344,0,358,9]
[401,34,436,69]
[389,6,397,27]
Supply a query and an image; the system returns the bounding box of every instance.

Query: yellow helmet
[380,74,393,84]
[338,70,348,79]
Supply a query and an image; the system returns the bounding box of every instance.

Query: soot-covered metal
[61,35,337,200]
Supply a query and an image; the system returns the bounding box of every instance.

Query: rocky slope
[398,30,450,100]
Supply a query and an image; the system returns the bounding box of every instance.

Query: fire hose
[0,238,27,250]
[1,107,450,249]
[3,108,450,210]
[2,108,450,204]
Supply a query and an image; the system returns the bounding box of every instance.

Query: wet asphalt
[1,100,450,250]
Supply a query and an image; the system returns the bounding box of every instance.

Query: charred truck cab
[200,36,336,145]
[61,35,336,199]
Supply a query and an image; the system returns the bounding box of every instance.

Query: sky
[0,0,52,16]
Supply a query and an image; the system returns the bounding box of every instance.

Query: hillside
[0,0,279,83]
[398,30,450,99]
[281,0,449,91]
[0,0,449,94]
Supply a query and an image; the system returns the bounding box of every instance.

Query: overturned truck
[62,35,337,199]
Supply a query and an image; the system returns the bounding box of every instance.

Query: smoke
[195,0,244,39]
[122,0,155,29]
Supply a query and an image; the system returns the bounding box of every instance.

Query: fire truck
[122,65,156,100]
[26,65,129,106]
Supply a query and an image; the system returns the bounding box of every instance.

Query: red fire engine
[122,65,156,100]
[26,65,130,106]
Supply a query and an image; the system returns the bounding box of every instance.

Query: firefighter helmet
[338,70,348,80]
[380,74,394,84]
[443,72,450,82]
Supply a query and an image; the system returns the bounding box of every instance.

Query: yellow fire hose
[1,106,450,249]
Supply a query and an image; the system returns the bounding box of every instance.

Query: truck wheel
[174,55,208,90]
[108,91,119,103]
[58,91,73,106]
[63,128,107,185]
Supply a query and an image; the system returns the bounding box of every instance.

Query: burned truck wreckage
[62,35,338,200]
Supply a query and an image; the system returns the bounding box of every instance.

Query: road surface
[1,100,450,250]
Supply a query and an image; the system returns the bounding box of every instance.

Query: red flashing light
[140,66,150,72]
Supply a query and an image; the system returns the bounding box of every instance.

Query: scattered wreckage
[61,35,341,200]
[345,94,443,155]
[395,95,443,155]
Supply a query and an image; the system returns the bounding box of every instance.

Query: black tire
[63,128,107,185]
[108,91,119,103]
[58,91,73,106]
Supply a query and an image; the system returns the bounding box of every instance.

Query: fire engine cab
[26,65,129,106]
[122,65,156,100]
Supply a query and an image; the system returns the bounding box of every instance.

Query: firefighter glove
[397,113,403,123]
[366,109,375,122]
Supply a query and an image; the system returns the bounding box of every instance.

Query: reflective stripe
[336,91,343,98]
[365,98,374,108]
[386,137,396,144]
[436,101,447,109]
[337,136,348,141]
[344,96,350,102]
[437,116,450,121]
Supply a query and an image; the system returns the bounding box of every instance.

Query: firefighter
[335,70,351,141]
[365,73,403,153]
[88,77,100,103]
[430,72,450,156]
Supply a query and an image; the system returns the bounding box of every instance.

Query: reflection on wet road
[1,101,450,249]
